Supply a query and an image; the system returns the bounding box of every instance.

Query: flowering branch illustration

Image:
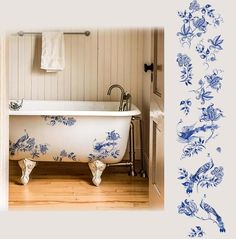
[178,104,223,158]
[178,155,224,194]
[196,35,223,68]
[177,0,223,47]
[178,198,226,233]
[88,130,121,161]
[191,69,223,104]
[177,53,193,86]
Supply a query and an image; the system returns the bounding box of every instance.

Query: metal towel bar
[17,30,90,37]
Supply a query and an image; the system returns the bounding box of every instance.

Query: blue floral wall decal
[196,35,223,67]
[178,155,224,194]
[178,198,226,233]
[177,0,225,236]
[177,0,223,47]
[53,149,77,162]
[9,130,49,158]
[180,99,192,115]
[42,116,76,126]
[188,226,205,238]
[191,69,223,104]
[88,130,120,161]
[177,53,193,86]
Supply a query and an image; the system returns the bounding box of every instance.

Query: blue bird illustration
[191,158,214,182]
[178,123,218,143]
[200,199,226,232]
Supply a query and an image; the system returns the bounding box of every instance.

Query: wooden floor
[9,160,149,210]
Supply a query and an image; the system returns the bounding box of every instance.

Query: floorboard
[9,160,150,210]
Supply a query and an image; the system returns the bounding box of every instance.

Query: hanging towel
[41,31,65,72]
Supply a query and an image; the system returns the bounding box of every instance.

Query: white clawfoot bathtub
[9,100,141,186]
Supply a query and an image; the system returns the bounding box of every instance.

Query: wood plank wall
[7,29,151,160]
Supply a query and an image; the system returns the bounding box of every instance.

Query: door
[149,28,164,209]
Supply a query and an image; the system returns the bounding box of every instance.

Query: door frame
[148,28,164,209]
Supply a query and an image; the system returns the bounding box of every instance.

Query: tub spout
[107,84,125,111]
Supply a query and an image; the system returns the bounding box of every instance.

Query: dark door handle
[144,63,154,72]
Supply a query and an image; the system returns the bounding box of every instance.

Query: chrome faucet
[107,84,125,111]
[123,93,132,111]
[9,98,24,111]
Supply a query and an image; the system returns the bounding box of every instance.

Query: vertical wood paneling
[117,30,125,96]
[137,29,143,110]
[64,35,72,100]
[130,30,138,110]
[8,36,18,99]
[84,30,98,100]
[71,36,80,100]
[103,30,111,101]
[124,30,131,94]
[24,36,32,99]
[8,29,147,105]
[77,37,85,100]
[98,30,105,101]
[110,29,118,101]
[32,36,45,100]
[18,36,25,98]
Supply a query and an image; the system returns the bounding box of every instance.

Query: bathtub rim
[9,100,141,117]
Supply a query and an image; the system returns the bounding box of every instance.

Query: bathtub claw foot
[18,159,36,185]
[88,160,106,186]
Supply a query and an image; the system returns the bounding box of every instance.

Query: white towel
[41,31,65,72]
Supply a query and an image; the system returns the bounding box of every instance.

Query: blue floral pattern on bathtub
[88,130,120,161]
[53,150,77,162]
[176,0,225,237]
[9,130,49,158]
[42,116,76,126]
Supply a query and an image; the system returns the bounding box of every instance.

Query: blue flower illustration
[177,53,193,86]
[53,149,77,162]
[177,1,223,46]
[42,116,76,126]
[196,36,223,67]
[188,226,205,238]
[180,99,192,115]
[208,35,224,50]
[106,130,120,141]
[179,156,224,193]
[191,70,223,104]
[9,130,49,158]
[192,16,208,32]
[88,130,121,161]
[200,104,223,122]
[189,0,200,12]
[178,199,198,216]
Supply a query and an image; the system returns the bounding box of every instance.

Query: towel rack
[17,30,90,37]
